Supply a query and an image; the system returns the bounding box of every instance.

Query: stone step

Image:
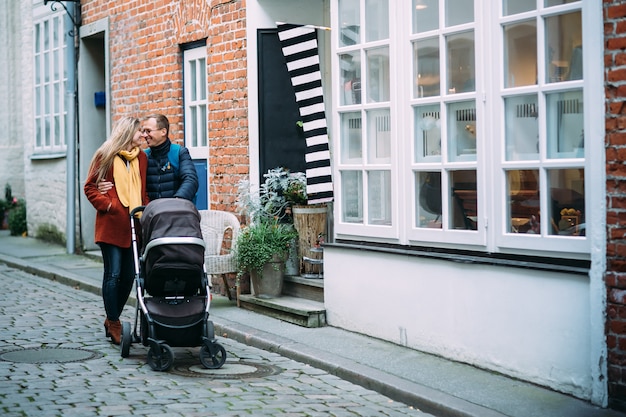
[282,275,324,302]
[238,295,326,328]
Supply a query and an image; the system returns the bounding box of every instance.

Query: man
[99,114,198,201]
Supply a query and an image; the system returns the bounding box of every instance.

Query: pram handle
[131,206,146,217]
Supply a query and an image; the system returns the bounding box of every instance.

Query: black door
[257,29,307,184]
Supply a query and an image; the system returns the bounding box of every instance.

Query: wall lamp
[43,0,81,28]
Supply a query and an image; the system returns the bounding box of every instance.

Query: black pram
[120,198,227,371]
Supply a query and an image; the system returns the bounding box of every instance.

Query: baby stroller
[120,198,227,371]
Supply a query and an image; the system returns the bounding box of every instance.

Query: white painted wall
[324,246,593,399]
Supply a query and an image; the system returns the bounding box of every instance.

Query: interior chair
[198,210,241,304]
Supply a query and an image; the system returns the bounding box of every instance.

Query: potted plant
[234,217,298,298]
[235,175,299,297]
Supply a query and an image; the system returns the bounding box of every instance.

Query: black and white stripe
[277,23,334,205]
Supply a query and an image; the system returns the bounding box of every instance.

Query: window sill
[329,240,590,275]
[30,152,66,160]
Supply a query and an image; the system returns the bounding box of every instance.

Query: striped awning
[277,23,334,205]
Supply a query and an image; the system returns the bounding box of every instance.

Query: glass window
[412,0,439,33]
[503,0,535,16]
[33,10,67,153]
[503,20,537,88]
[341,170,363,223]
[447,101,477,162]
[414,104,441,161]
[183,46,209,154]
[339,0,360,47]
[507,170,540,234]
[340,52,362,106]
[445,0,474,27]
[413,37,440,98]
[333,0,588,255]
[545,11,582,83]
[416,171,442,228]
[446,32,475,94]
[505,95,539,161]
[366,47,390,103]
[365,0,389,42]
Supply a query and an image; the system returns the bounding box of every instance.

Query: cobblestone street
[0,265,431,417]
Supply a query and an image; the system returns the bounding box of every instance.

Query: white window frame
[33,3,67,155]
[183,46,209,160]
[331,0,598,258]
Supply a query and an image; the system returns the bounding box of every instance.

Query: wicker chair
[198,210,241,303]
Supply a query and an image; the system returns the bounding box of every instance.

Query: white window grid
[183,46,208,160]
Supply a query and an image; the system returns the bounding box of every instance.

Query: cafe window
[333,0,591,256]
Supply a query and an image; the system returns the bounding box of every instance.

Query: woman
[84,117,149,344]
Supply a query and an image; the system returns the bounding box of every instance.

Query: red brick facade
[606,0,626,407]
[81,0,248,213]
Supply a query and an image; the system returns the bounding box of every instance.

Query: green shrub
[8,199,27,236]
[36,223,65,245]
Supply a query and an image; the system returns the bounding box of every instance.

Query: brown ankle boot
[108,320,122,345]
[104,319,111,338]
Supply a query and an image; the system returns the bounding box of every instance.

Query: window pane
[54,116,60,146]
[36,119,42,148]
[548,169,585,236]
[503,20,537,88]
[447,101,476,162]
[53,16,59,48]
[54,83,59,113]
[546,11,582,83]
[414,104,441,161]
[341,170,363,223]
[341,112,362,163]
[45,117,51,147]
[446,0,473,27]
[44,52,50,83]
[368,170,391,225]
[191,106,198,147]
[416,171,442,228]
[339,0,360,47]
[366,46,390,102]
[35,55,41,85]
[190,60,197,101]
[545,0,578,7]
[546,90,584,158]
[340,52,362,105]
[507,170,540,234]
[35,24,40,53]
[446,32,475,94]
[367,109,391,163]
[43,20,49,51]
[412,0,439,33]
[199,57,206,100]
[503,0,535,16]
[450,170,477,230]
[505,95,538,161]
[365,0,389,42]
[413,37,440,98]
[199,104,207,147]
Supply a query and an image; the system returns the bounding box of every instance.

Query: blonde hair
[87,116,140,183]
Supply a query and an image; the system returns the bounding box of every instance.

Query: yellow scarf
[113,147,142,211]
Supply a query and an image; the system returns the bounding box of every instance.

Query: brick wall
[82,0,248,213]
[606,0,626,408]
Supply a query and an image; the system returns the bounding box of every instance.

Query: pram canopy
[140,198,205,296]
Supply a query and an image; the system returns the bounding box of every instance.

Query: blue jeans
[98,243,135,322]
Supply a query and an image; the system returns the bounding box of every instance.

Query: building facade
[4,0,626,410]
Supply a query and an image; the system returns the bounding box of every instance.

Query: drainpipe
[64,2,78,254]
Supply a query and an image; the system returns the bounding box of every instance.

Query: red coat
[84,152,149,248]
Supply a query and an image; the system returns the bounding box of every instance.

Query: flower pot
[292,204,327,275]
[250,254,285,298]
[284,237,299,276]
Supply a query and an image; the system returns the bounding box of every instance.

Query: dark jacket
[145,139,199,201]
[84,152,149,248]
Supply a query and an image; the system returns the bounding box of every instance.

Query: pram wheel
[147,344,174,371]
[200,342,227,369]
[120,322,132,358]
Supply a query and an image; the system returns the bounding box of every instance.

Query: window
[33,8,67,154]
[333,0,591,256]
[183,46,208,159]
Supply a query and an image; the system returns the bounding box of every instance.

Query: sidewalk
[0,230,622,417]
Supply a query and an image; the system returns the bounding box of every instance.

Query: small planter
[250,254,285,298]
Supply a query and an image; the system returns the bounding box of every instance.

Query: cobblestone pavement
[0,266,434,417]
